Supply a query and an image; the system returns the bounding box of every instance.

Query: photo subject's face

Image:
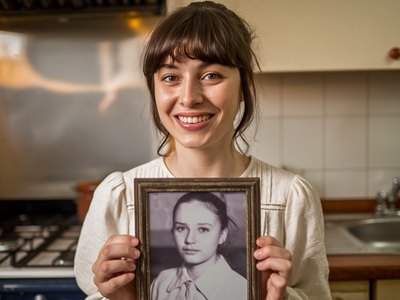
[173,201,224,266]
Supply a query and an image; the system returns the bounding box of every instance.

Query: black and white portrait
[148,191,247,300]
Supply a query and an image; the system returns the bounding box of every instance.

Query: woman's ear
[218,228,228,244]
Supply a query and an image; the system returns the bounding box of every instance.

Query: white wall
[249,72,400,199]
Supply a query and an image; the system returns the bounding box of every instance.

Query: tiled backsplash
[249,72,400,199]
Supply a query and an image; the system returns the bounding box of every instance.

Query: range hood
[0,0,165,18]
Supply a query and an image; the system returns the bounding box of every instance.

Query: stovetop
[0,200,81,278]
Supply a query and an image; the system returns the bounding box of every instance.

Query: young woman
[74,2,330,300]
[150,192,246,300]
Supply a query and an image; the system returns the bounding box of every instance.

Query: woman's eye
[162,75,178,82]
[204,73,220,80]
[198,227,209,233]
[176,226,186,232]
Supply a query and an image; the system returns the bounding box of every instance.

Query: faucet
[374,177,400,217]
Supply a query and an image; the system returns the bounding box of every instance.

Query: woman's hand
[254,236,292,300]
[92,235,140,300]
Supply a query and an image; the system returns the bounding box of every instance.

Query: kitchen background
[1,1,399,200]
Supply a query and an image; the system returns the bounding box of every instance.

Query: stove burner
[0,231,24,251]
[0,213,80,268]
[53,251,75,266]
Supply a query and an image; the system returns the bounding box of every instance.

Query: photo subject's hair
[142,1,260,156]
[172,192,237,260]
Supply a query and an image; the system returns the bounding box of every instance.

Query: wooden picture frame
[134,178,261,300]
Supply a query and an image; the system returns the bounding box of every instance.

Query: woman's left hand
[254,236,292,300]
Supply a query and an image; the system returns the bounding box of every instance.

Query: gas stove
[0,200,86,299]
[0,213,80,277]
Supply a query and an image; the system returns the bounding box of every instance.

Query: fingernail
[255,250,261,258]
[131,238,137,246]
[257,239,264,246]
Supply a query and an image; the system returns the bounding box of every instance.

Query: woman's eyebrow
[159,62,216,70]
[197,223,213,227]
[174,221,187,225]
[159,63,178,69]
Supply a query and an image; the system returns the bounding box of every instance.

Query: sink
[346,218,400,251]
[324,216,400,255]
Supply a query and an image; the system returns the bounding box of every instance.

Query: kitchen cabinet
[329,281,369,300]
[373,279,400,300]
[167,0,400,72]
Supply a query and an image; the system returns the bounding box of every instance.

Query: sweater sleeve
[284,175,330,300]
[74,172,130,299]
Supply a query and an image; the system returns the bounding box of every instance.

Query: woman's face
[154,56,242,152]
[173,200,227,266]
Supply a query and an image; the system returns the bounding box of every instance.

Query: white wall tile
[326,73,367,115]
[282,73,324,116]
[251,118,280,168]
[325,171,366,199]
[256,74,280,117]
[283,118,323,169]
[303,171,324,198]
[369,116,400,168]
[251,71,400,199]
[368,169,400,198]
[326,117,366,168]
[370,72,400,114]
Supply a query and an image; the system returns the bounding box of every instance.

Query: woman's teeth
[178,115,211,124]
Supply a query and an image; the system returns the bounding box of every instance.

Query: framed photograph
[134,178,261,300]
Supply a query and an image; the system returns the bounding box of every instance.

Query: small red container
[76,181,100,223]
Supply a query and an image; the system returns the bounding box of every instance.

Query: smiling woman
[74,2,331,300]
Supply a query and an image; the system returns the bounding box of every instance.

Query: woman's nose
[179,78,203,108]
[185,230,196,244]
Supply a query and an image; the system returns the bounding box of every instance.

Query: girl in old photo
[150,192,246,300]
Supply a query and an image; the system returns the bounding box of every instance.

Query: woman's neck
[164,143,249,178]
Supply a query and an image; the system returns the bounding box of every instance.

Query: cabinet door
[374,279,400,300]
[329,281,369,300]
[167,0,400,72]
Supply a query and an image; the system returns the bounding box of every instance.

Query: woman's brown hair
[143,1,260,156]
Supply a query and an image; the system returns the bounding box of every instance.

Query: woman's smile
[175,114,214,130]
[177,114,212,124]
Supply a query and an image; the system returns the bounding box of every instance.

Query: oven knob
[34,294,48,300]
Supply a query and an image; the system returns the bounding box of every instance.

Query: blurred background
[0,0,399,201]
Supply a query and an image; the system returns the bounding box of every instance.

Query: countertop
[327,255,400,280]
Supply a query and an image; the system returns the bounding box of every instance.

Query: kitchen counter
[328,255,400,280]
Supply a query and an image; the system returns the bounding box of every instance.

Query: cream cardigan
[74,156,330,300]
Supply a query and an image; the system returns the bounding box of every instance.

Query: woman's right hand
[92,235,140,300]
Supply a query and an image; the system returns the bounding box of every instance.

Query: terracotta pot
[76,181,100,222]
